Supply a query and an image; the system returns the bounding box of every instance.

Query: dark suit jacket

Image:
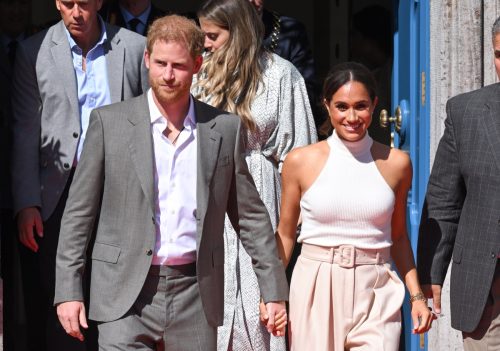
[418,83,500,332]
[54,95,289,326]
[0,27,40,209]
[0,42,12,209]
[99,1,165,35]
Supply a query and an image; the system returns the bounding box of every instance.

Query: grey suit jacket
[10,20,148,220]
[54,95,289,326]
[418,83,500,332]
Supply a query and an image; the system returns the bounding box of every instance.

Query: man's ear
[144,49,150,70]
[96,0,104,11]
[193,55,203,74]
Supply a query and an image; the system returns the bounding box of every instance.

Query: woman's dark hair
[323,61,377,103]
[320,62,378,136]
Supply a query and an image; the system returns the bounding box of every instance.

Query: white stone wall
[428,1,500,350]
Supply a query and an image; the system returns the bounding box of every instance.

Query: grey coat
[54,95,289,326]
[11,20,148,219]
[418,83,500,332]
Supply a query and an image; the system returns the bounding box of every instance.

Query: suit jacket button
[63,163,70,170]
[146,249,153,256]
[73,132,79,138]
[492,252,497,259]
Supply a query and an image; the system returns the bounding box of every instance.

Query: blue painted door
[391,0,430,350]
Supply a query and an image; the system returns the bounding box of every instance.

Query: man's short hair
[492,16,500,40]
[146,15,205,59]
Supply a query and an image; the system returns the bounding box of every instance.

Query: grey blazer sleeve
[226,121,289,303]
[54,110,105,304]
[10,40,42,214]
[417,99,465,285]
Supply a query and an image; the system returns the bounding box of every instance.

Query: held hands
[56,301,88,342]
[410,299,436,334]
[259,300,287,336]
[17,207,43,252]
[422,284,442,315]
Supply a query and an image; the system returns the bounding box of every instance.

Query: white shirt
[148,89,198,265]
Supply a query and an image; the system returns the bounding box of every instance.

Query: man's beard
[150,77,190,106]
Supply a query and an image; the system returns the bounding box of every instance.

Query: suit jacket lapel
[50,21,79,124]
[482,83,500,171]
[104,24,124,103]
[128,94,155,212]
[195,100,222,235]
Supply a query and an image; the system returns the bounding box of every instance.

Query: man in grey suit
[54,15,288,351]
[10,0,147,349]
[418,16,500,350]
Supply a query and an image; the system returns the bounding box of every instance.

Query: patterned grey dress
[195,53,317,351]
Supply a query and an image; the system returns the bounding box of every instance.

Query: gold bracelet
[409,292,427,305]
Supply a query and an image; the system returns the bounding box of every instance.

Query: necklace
[267,11,281,53]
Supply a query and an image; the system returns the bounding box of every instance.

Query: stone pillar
[428,1,500,350]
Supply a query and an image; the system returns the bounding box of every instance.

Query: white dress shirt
[148,89,198,265]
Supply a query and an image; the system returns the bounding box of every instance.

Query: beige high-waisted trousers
[289,243,405,351]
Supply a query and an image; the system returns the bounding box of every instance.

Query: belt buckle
[338,245,355,268]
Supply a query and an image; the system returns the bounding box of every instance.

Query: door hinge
[421,71,426,106]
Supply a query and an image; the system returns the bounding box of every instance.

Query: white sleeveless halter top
[298,130,395,249]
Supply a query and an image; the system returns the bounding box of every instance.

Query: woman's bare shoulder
[372,141,411,168]
[372,141,412,188]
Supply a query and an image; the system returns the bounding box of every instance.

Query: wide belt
[301,243,390,268]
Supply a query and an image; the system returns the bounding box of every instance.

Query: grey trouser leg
[463,262,500,351]
[98,264,216,351]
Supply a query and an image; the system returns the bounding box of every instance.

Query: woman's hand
[411,300,436,334]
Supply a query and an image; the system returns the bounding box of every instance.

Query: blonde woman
[193,0,317,350]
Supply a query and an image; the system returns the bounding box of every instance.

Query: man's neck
[74,19,102,56]
[119,0,150,17]
[153,93,191,130]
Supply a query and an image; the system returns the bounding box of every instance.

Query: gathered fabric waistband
[301,243,391,268]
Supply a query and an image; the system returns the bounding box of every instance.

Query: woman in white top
[277,62,433,350]
[193,0,317,350]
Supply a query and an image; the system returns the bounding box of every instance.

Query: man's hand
[261,301,287,337]
[422,284,442,314]
[17,207,43,252]
[56,301,88,342]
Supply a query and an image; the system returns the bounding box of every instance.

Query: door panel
[392,0,430,350]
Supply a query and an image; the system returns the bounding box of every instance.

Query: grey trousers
[463,261,500,351]
[98,264,216,351]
